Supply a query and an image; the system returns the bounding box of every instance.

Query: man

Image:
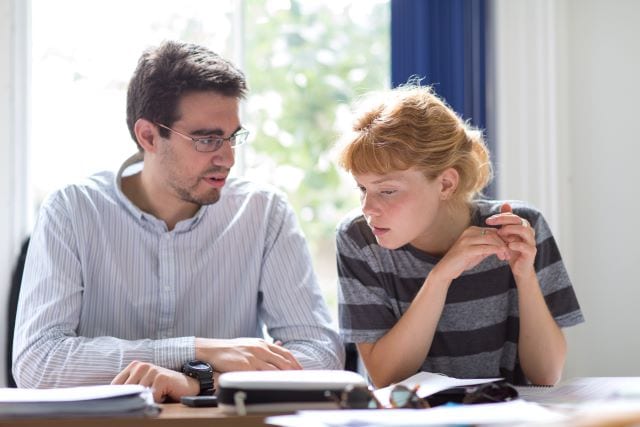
[13,41,343,402]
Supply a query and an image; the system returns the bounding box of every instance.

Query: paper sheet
[266,400,567,427]
[0,384,147,402]
[517,377,640,405]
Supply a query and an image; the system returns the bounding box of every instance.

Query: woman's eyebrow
[371,176,404,185]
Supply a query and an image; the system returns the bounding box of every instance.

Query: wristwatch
[182,360,214,396]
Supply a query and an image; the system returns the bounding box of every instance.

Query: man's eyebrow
[190,126,242,137]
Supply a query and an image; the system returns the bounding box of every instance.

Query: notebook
[217,370,367,415]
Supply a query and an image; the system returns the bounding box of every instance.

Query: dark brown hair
[126,40,247,150]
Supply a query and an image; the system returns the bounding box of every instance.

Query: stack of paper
[0,384,159,419]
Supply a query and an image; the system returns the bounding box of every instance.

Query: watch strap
[182,360,214,396]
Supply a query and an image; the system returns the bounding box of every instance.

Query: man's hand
[195,338,303,372]
[111,361,199,403]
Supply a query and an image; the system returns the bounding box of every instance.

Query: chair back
[6,237,30,387]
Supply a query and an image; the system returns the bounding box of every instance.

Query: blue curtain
[391,0,494,196]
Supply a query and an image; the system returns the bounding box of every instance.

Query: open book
[374,371,503,407]
[0,384,160,418]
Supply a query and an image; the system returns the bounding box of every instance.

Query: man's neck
[121,169,200,231]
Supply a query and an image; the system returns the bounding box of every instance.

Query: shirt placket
[158,233,176,339]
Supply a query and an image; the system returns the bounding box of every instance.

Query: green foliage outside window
[242,0,390,310]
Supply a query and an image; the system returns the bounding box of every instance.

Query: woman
[336,85,584,388]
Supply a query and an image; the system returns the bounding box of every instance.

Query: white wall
[0,0,14,388]
[562,0,640,376]
[0,0,29,387]
[494,0,640,378]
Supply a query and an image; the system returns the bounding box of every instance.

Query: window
[30,0,390,316]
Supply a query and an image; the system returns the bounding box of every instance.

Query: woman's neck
[411,201,472,257]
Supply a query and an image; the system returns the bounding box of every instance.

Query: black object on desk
[426,381,519,407]
[181,396,218,407]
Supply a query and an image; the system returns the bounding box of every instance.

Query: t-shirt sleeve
[523,207,585,328]
[336,216,398,343]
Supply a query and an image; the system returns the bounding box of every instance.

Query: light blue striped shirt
[13,154,344,388]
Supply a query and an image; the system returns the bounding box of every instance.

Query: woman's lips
[370,225,390,236]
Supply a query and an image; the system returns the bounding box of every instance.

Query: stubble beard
[173,182,222,207]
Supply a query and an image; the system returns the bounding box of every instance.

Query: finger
[139,368,159,388]
[262,348,300,370]
[501,202,512,214]
[473,228,510,253]
[123,363,148,385]
[267,343,303,369]
[152,387,166,403]
[255,360,280,371]
[486,214,531,235]
[111,369,129,385]
[498,224,535,245]
[507,241,537,258]
[112,360,140,385]
[464,242,509,260]
[485,213,520,227]
[147,371,178,403]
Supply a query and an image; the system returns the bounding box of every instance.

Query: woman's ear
[439,168,460,200]
[134,119,159,153]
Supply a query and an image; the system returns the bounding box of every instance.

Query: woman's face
[353,167,446,250]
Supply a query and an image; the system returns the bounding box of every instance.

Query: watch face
[189,361,211,372]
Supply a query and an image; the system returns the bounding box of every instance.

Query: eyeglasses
[326,384,429,410]
[155,122,249,153]
[461,381,519,404]
[389,384,430,409]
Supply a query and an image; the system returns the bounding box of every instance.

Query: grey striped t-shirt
[337,199,584,384]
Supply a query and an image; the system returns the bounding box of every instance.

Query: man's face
[155,91,241,207]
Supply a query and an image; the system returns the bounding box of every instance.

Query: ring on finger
[480,228,488,236]
[520,218,528,228]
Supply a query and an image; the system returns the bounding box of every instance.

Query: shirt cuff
[153,336,196,371]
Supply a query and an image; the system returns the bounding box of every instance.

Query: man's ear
[134,118,159,153]
[439,168,460,200]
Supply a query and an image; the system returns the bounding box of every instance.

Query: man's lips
[203,175,227,188]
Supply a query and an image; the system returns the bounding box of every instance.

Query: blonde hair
[337,85,493,203]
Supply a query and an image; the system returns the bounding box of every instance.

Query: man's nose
[210,140,235,169]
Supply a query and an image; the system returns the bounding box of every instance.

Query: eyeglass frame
[461,381,519,404]
[154,122,249,153]
[325,384,429,410]
[389,384,430,409]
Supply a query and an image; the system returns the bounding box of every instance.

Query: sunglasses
[326,384,429,409]
[461,381,519,404]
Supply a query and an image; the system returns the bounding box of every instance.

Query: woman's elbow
[528,366,563,386]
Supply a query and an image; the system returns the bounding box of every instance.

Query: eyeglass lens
[325,385,381,409]
[462,382,518,404]
[390,385,429,409]
[195,131,248,152]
